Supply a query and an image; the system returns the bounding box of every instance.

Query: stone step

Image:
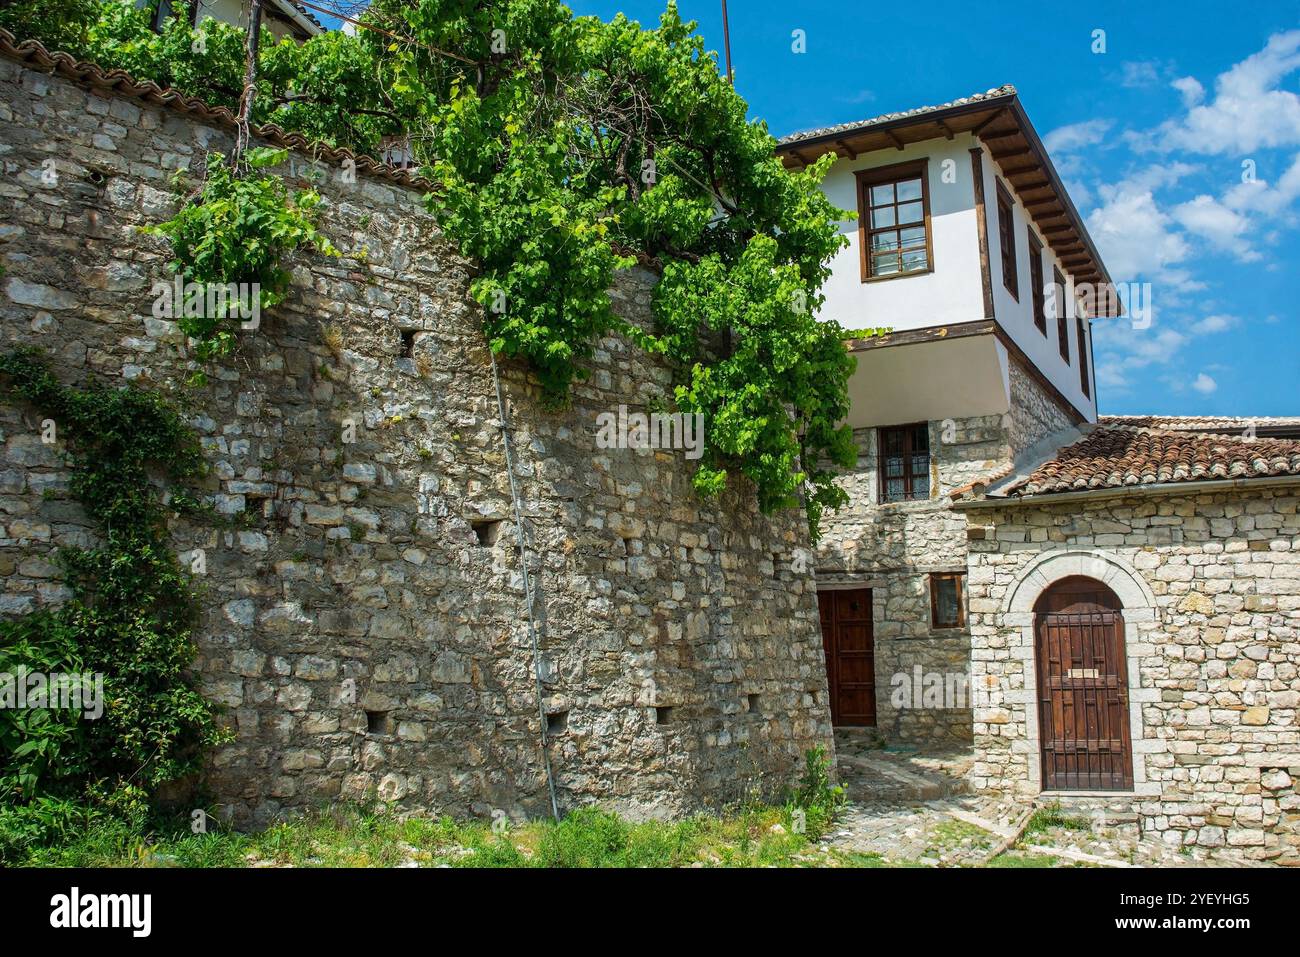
[836,751,968,803]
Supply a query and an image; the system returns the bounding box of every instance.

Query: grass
[1023,803,1092,838]
[10,801,847,869]
[987,850,1064,868]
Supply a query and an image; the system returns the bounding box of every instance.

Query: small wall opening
[471,519,503,546]
[771,553,781,577]
[399,329,416,358]
[546,710,568,735]
[747,693,761,714]
[366,710,392,735]
[655,706,675,725]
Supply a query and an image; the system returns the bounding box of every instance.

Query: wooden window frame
[1028,229,1046,334]
[995,181,1019,301]
[1053,267,1071,363]
[856,159,934,283]
[877,422,932,504]
[1077,315,1091,398]
[929,572,966,629]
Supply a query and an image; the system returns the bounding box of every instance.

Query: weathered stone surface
[967,487,1300,864]
[0,61,833,827]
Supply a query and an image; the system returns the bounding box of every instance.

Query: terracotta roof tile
[1000,425,1300,497]
[0,27,433,192]
[1101,415,1300,435]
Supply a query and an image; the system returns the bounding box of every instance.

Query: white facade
[816,132,1098,427]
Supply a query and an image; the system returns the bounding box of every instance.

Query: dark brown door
[1035,576,1133,790]
[817,589,876,726]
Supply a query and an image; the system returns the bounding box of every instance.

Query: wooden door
[817,589,876,726]
[1035,576,1133,790]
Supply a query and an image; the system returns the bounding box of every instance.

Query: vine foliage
[3,0,871,536]
[144,146,339,367]
[0,352,229,854]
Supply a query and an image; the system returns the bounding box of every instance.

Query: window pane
[883,430,905,454]
[871,230,900,251]
[884,456,904,478]
[910,452,929,476]
[871,206,897,228]
[900,226,926,246]
[873,253,900,275]
[911,424,930,451]
[896,178,922,201]
[897,201,923,225]
[870,183,894,205]
[886,479,906,502]
[901,249,928,272]
[935,577,960,626]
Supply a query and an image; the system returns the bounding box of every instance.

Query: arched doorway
[1035,576,1134,790]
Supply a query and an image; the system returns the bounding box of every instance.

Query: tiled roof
[1101,415,1300,434]
[999,425,1300,497]
[0,28,431,191]
[778,85,1017,145]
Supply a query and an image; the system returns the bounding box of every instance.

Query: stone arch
[1003,548,1156,618]
[990,548,1160,796]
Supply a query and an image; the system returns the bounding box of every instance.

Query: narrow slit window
[1028,230,1046,334]
[930,573,966,629]
[471,519,503,546]
[1053,267,1071,363]
[399,330,416,358]
[1077,316,1091,398]
[996,182,1019,300]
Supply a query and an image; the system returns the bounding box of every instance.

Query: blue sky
[337,1,1300,416]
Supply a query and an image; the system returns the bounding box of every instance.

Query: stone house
[780,90,1300,862]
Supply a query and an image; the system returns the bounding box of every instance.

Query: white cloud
[1044,118,1115,154]
[1120,61,1163,88]
[1148,30,1300,154]
[1189,313,1238,335]
[1192,372,1218,394]
[1170,195,1258,259]
[1086,185,1191,285]
[1171,76,1205,108]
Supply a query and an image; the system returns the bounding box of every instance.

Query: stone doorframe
[998,549,1163,796]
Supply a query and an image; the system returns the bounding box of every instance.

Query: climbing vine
[0,351,228,852]
[5,0,872,537]
[144,146,339,367]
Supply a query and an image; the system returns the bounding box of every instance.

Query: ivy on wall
[0,352,229,854]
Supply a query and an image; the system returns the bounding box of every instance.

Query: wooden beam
[991,146,1034,161]
[835,139,858,161]
[1009,175,1052,191]
[845,318,997,351]
[969,148,995,321]
[936,119,955,141]
[971,109,1009,137]
[884,129,906,151]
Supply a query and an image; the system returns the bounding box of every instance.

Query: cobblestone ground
[807,733,1272,868]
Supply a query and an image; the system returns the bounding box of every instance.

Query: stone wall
[815,352,1078,747]
[0,55,833,826]
[964,487,1300,864]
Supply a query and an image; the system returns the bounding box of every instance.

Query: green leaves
[0,352,228,821]
[383,0,858,534]
[144,150,339,366]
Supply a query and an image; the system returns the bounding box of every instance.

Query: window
[1028,230,1046,334]
[996,182,1018,299]
[856,161,932,281]
[1077,316,1091,398]
[1052,267,1070,363]
[878,423,931,503]
[930,573,966,629]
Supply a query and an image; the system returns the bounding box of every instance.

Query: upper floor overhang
[775,86,1120,315]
